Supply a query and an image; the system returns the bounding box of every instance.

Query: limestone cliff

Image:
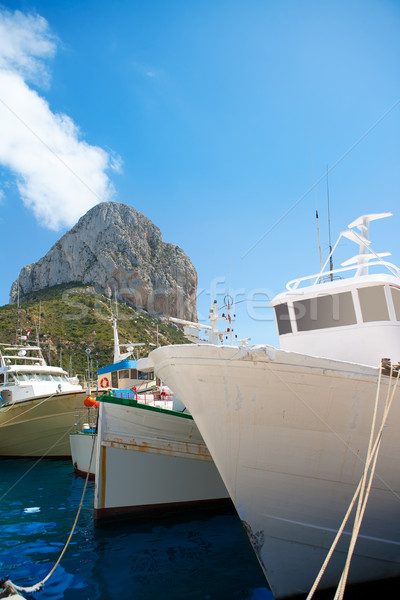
[10,202,197,321]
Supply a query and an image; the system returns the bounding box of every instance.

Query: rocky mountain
[10,202,197,321]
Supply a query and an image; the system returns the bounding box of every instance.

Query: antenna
[309,136,322,269]
[327,166,333,280]
[36,300,41,345]
[15,278,21,345]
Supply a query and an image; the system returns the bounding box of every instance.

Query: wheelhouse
[270,213,400,367]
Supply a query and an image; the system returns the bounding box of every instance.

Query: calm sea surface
[0,458,273,600]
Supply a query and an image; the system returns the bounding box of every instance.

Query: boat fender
[100,377,109,388]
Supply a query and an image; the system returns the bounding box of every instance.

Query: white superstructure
[145,213,400,598]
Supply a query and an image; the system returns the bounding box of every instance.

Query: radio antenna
[309,138,322,270]
[327,165,333,280]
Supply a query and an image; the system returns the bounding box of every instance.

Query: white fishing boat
[93,393,231,524]
[144,213,400,598]
[92,318,231,524]
[0,341,86,457]
[70,319,173,478]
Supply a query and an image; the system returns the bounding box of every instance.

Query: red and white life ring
[100,377,109,388]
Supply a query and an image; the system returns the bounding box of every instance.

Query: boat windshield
[12,372,71,383]
[15,373,40,382]
[51,374,70,383]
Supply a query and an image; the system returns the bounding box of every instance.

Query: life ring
[100,377,109,388]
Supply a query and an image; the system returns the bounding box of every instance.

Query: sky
[0,0,399,346]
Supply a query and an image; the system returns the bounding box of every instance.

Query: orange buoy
[84,396,96,408]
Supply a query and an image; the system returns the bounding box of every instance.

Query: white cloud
[0,9,120,231]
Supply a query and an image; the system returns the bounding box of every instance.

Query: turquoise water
[0,458,273,599]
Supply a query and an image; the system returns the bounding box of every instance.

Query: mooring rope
[306,364,399,600]
[0,393,57,426]
[333,366,399,600]
[0,424,77,503]
[2,431,97,596]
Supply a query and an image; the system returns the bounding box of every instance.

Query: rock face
[10,202,197,321]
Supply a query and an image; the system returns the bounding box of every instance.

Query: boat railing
[286,259,400,291]
[110,389,136,400]
[73,406,98,433]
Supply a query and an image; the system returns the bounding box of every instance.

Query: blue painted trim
[97,359,138,375]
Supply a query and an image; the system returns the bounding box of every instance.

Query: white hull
[0,391,87,457]
[70,432,97,477]
[94,401,230,524]
[148,343,400,599]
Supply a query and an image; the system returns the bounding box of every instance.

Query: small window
[390,287,400,321]
[130,369,138,379]
[294,292,357,332]
[111,371,118,388]
[274,303,292,335]
[358,286,389,323]
[138,371,154,380]
[119,369,130,379]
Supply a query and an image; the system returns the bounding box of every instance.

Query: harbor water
[0,458,272,599]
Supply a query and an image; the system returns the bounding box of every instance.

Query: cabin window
[358,286,389,322]
[111,371,118,388]
[0,374,4,384]
[274,303,292,335]
[130,369,138,379]
[138,370,154,380]
[119,369,130,379]
[390,287,400,321]
[37,374,53,381]
[294,292,357,331]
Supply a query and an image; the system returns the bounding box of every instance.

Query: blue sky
[0,0,399,345]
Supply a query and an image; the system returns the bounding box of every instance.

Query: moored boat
[0,341,86,457]
[70,319,173,477]
[144,213,400,598]
[93,391,232,525]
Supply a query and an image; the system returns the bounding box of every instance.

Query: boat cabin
[97,359,156,392]
[270,213,400,367]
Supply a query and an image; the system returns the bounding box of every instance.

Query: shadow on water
[0,458,272,600]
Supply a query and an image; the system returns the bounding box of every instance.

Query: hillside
[0,284,189,380]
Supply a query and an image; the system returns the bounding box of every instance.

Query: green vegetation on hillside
[0,284,189,379]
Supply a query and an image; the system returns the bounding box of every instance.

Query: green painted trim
[96,393,193,420]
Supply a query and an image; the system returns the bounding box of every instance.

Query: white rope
[4,432,97,594]
[306,365,399,599]
[333,367,399,600]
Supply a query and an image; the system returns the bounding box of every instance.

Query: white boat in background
[144,213,400,599]
[70,405,98,478]
[0,340,86,457]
